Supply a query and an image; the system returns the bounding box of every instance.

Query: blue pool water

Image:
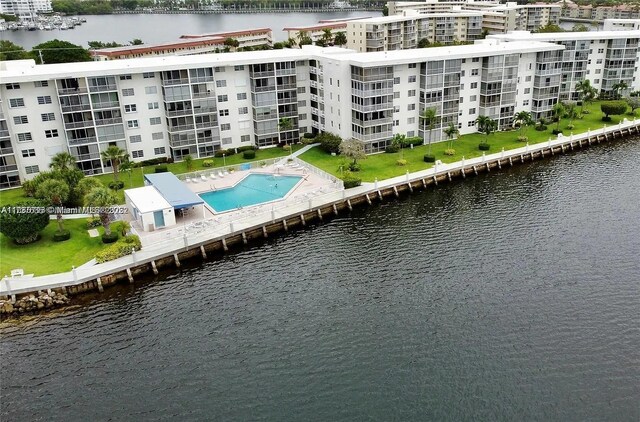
[199,173,302,212]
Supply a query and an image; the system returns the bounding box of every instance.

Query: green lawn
[301,101,632,182]
[0,144,302,206]
[0,218,106,276]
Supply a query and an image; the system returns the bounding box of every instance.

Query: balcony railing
[68,136,97,146]
[61,104,92,112]
[92,101,120,110]
[166,109,193,117]
[191,91,215,99]
[169,138,197,148]
[275,68,296,76]
[353,116,393,127]
[74,152,101,161]
[352,130,393,141]
[162,78,190,86]
[168,124,195,132]
[88,84,117,92]
[58,87,88,95]
[352,102,393,113]
[195,121,217,129]
[0,164,18,172]
[190,76,214,83]
[0,130,10,138]
[352,88,394,97]
[0,147,14,155]
[64,120,94,129]
[250,71,275,78]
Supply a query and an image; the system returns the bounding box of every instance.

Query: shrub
[52,229,71,242]
[601,101,627,121]
[348,162,361,172]
[108,180,125,191]
[303,132,316,139]
[237,145,257,152]
[317,132,342,154]
[282,145,292,152]
[95,235,142,264]
[86,217,102,229]
[552,129,563,135]
[517,136,528,142]
[385,145,400,153]
[396,159,408,166]
[138,157,169,166]
[300,138,315,145]
[0,201,49,244]
[202,159,213,167]
[444,149,455,156]
[101,232,119,244]
[154,165,168,173]
[535,125,547,131]
[402,136,423,148]
[566,124,575,130]
[479,143,491,151]
[243,150,256,159]
[214,149,236,158]
[423,154,436,163]
[342,175,362,189]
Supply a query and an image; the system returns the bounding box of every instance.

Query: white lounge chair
[185,177,192,183]
[209,172,217,180]
[218,171,225,178]
[201,174,207,182]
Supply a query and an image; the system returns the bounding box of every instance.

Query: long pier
[1,119,639,304]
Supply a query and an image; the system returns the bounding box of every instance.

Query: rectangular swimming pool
[199,173,302,212]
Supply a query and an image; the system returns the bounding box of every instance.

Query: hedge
[243,150,256,159]
[342,176,362,189]
[95,235,142,264]
[214,149,237,158]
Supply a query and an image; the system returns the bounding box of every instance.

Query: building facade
[0,0,52,19]
[1,32,639,189]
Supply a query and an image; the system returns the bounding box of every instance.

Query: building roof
[180,28,272,39]
[125,186,172,213]
[488,30,640,42]
[92,37,225,58]
[144,173,204,210]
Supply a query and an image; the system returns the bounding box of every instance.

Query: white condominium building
[346,10,483,52]
[0,0,51,19]
[603,18,640,31]
[489,30,640,100]
[1,31,639,189]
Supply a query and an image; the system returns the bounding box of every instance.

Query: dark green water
[2,139,639,421]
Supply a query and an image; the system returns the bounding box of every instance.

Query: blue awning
[144,173,204,210]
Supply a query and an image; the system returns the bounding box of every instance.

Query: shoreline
[1,119,639,318]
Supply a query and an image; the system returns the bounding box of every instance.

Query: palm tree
[565,102,579,129]
[36,179,69,233]
[612,81,629,100]
[443,123,459,155]
[321,28,333,46]
[84,186,116,239]
[576,79,597,113]
[421,107,438,155]
[50,152,77,171]
[296,30,312,46]
[513,111,533,141]
[552,101,566,132]
[476,115,497,149]
[334,31,347,47]
[100,145,128,182]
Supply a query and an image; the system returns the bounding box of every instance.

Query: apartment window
[41,113,56,122]
[45,129,59,138]
[393,120,399,126]
[37,96,52,105]
[409,63,417,69]
[25,165,40,174]
[594,79,600,84]
[214,67,225,73]
[470,82,478,89]
[234,65,244,71]
[130,135,142,143]
[127,120,139,128]
[297,87,306,94]
[238,107,248,115]
[299,114,307,120]
[470,95,477,101]
[13,116,28,124]
[145,86,157,95]
[523,100,530,106]
[298,100,306,107]
[143,72,155,78]
[222,137,232,145]
[21,149,36,157]
[598,48,604,53]
[408,104,415,111]
[241,134,250,142]
[218,95,228,102]
[393,77,400,84]
[219,109,229,117]
[121,88,134,97]
[124,104,137,113]
[221,123,231,131]
[154,147,166,155]
[34,81,49,87]
[407,117,415,124]
[152,132,164,140]
[471,69,479,76]
[9,98,25,108]
[525,76,532,82]
[408,75,416,83]
[596,59,602,64]
[216,80,227,88]
[132,150,144,158]
[17,132,33,142]
[524,88,531,94]
[6,83,20,89]
[150,117,161,125]
[595,69,601,74]
[407,130,414,137]
[472,58,479,62]
[468,121,476,127]
[461,70,465,77]
[119,74,132,80]
[469,108,476,115]
[148,102,159,110]
[237,92,247,100]
[394,92,400,99]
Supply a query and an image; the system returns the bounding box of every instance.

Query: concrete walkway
[1,120,638,298]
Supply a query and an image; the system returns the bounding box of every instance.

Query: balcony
[352,130,393,141]
[276,68,296,76]
[169,138,197,148]
[92,101,120,110]
[166,109,193,117]
[0,164,18,172]
[58,87,88,95]
[250,70,275,78]
[74,152,101,161]
[68,136,97,146]
[94,117,123,126]
[193,106,217,115]
[277,83,297,90]
[353,116,393,127]
[168,124,195,132]
[61,103,92,113]
[0,129,10,138]
[162,78,190,86]
[191,91,215,99]
[64,120,94,129]
[352,102,393,113]
[278,110,298,117]
[351,88,393,97]
[0,147,14,155]
[252,85,277,93]
[88,84,117,93]
[277,96,297,105]
[190,75,214,83]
